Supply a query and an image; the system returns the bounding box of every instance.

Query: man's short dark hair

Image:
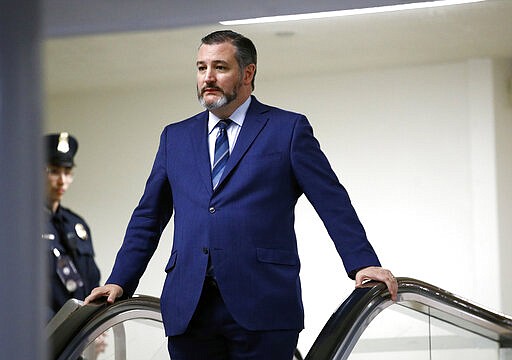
[201,30,257,90]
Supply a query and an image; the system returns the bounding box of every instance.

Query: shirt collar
[208,96,251,134]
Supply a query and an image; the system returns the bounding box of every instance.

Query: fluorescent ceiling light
[220,0,485,25]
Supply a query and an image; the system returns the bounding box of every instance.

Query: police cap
[45,132,79,167]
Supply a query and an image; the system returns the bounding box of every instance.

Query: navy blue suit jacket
[107,96,381,336]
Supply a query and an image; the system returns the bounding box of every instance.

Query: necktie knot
[217,119,232,131]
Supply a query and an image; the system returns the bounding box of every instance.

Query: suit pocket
[165,251,177,273]
[257,248,298,266]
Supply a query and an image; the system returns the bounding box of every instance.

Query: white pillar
[467,58,501,311]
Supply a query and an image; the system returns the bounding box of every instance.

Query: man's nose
[204,68,215,82]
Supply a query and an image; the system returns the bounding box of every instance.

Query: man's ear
[243,64,256,85]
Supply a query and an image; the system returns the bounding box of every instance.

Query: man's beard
[197,85,238,111]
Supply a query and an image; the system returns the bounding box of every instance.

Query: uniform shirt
[44,205,100,320]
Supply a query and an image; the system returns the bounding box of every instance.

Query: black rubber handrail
[305,277,512,360]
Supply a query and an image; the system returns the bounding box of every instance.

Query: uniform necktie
[212,119,232,189]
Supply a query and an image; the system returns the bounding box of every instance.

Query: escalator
[48,277,512,359]
[47,295,165,360]
[47,295,303,360]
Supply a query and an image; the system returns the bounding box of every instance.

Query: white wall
[45,57,512,354]
[494,59,512,316]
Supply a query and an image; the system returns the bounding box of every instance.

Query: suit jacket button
[209,207,216,213]
[202,247,209,254]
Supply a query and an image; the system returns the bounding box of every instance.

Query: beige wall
[45,57,512,353]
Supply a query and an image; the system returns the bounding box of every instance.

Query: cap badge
[57,132,70,153]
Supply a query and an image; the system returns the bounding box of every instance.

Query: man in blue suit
[86,30,397,359]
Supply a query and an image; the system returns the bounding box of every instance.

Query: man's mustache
[200,86,223,95]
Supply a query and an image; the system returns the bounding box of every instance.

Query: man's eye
[197,66,206,71]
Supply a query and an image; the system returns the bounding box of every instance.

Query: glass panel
[348,304,431,360]
[80,329,111,360]
[347,302,502,360]
[430,316,499,360]
[81,318,168,360]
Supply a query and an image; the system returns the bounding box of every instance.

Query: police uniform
[45,206,100,316]
[44,133,100,319]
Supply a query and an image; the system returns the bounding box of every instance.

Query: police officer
[44,132,100,320]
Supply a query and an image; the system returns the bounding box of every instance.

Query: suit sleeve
[290,115,381,278]
[106,127,174,296]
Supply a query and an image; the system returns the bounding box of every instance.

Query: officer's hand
[355,266,398,301]
[84,284,124,305]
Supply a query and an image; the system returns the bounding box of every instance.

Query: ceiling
[42,0,435,37]
[43,0,512,96]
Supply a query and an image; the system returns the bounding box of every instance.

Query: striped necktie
[212,119,232,189]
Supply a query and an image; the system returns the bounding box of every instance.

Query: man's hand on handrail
[84,284,124,305]
[355,266,398,301]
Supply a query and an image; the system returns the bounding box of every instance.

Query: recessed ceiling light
[220,0,485,25]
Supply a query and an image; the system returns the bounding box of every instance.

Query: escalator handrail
[305,276,512,360]
[48,277,512,360]
[47,295,161,359]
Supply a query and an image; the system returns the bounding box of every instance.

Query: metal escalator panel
[305,277,512,360]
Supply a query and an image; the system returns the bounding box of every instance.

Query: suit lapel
[215,97,270,190]
[189,111,213,194]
